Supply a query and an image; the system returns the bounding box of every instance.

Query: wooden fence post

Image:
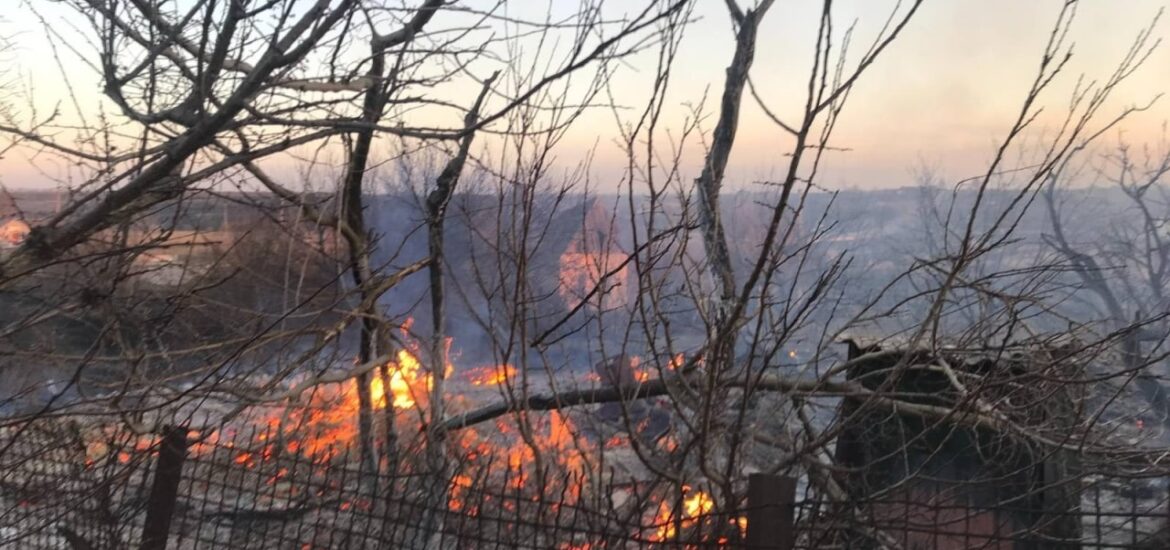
[139,425,189,550]
[745,474,796,550]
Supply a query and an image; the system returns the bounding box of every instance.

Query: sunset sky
[4,0,1169,190]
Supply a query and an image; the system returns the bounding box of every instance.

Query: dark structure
[832,339,1084,550]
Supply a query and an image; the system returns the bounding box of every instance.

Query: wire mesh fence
[2,419,1169,549]
[792,485,1169,549]
[1,420,745,549]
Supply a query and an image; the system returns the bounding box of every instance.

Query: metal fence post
[139,425,189,550]
[746,474,796,550]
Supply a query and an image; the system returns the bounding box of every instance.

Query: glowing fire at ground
[630,356,650,383]
[611,353,685,384]
[467,364,517,386]
[653,487,716,541]
[166,319,451,464]
[443,409,590,514]
[79,315,725,546]
[287,343,447,458]
[369,348,428,409]
[495,410,586,490]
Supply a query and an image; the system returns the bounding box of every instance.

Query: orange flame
[558,239,629,310]
[652,487,715,542]
[370,349,426,410]
[630,355,652,383]
[188,318,461,463]
[468,364,517,386]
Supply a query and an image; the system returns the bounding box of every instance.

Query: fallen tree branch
[440,369,1166,467]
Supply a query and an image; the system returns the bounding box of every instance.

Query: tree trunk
[421,73,495,549]
[341,46,389,479]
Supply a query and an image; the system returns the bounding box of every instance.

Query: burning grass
[4,317,738,548]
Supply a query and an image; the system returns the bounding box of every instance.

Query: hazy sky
[4,0,1169,190]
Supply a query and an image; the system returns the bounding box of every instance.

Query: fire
[652,486,716,542]
[185,318,460,464]
[558,239,629,310]
[85,431,158,466]
[468,364,517,386]
[630,356,651,383]
[364,317,453,411]
[479,410,589,497]
[370,349,426,409]
[285,345,442,456]
[684,490,715,518]
[612,353,685,384]
[448,474,475,513]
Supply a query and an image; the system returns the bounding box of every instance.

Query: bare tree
[1045,134,1170,430]
[3,0,1170,548]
